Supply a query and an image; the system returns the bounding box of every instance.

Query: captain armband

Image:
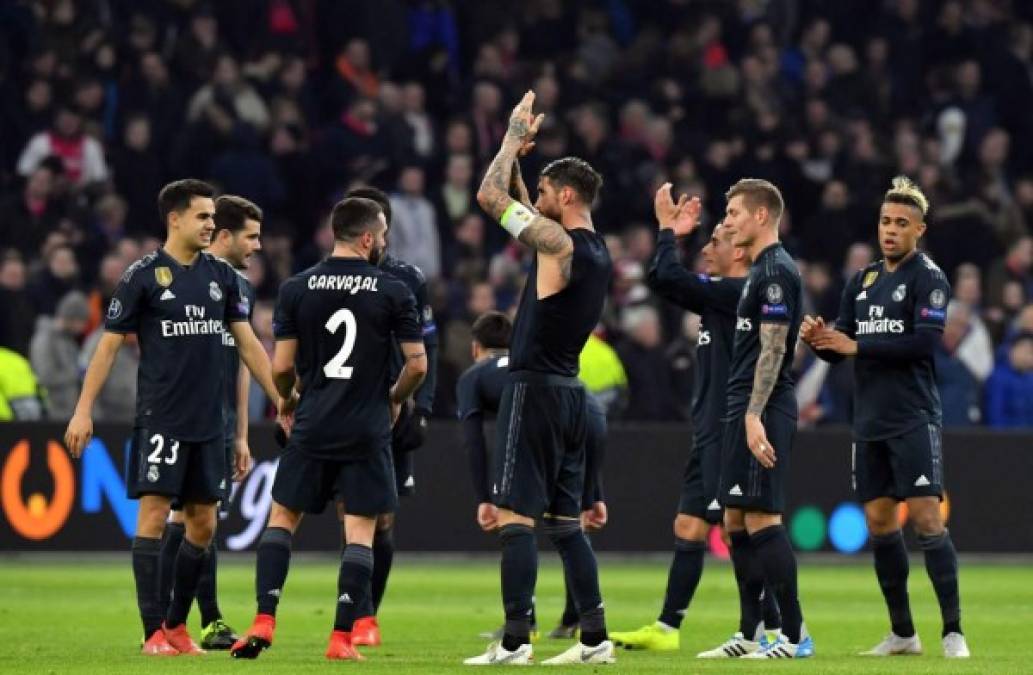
[500,202,535,239]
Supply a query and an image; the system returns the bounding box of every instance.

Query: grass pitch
[0,555,1029,673]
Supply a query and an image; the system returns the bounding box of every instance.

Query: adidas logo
[219,479,226,489]
[160,289,176,300]
[404,475,415,488]
[267,589,281,597]
[914,475,931,487]
[708,499,721,510]
[729,484,743,496]
[338,593,353,604]
[856,290,867,300]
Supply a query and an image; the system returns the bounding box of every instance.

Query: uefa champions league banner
[1,422,1031,553]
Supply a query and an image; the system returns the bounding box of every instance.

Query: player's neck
[746,229,779,262]
[559,209,594,231]
[883,247,917,273]
[163,240,201,267]
[477,349,508,362]
[331,243,367,260]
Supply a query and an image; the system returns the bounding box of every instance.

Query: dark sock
[560,571,578,627]
[729,530,764,640]
[370,527,394,614]
[919,530,962,636]
[335,544,374,632]
[872,531,915,638]
[761,585,782,630]
[546,520,607,646]
[751,525,803,644]
[255,527,293,617]
[197,541,221,628]
[530,597,538,630]
[132,536,164,638]
[657,538,706,629]
[499,524,537,651]
[157,522,184,618]
[165,538,208,628]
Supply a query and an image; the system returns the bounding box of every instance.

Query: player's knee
[136,497,171,537]
[673,514,707,542]
[863,498,899,534]
[543,517,581,545]
[268,501,303,533]
[183,503,217,545]
[723,508,746,533]
[344,514,377,547]
[907,501,944,537]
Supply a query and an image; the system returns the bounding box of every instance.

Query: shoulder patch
[765,282,783,304]
[862,270,879,288]
[121,252,158,283]
[929,288,947,308]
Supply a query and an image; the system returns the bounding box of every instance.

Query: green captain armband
[500,202,535,239]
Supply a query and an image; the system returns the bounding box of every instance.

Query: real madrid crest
[210,281,223,301]
[155,267,173,287]
[147,465,160,482]
[862,271,878,288]
[892,284,907,302]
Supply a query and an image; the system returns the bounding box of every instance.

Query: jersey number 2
[323,308,358,379]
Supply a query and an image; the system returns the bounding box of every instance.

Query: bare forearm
[237,330,279,403]
[747,324,789,417]
[510,158,531,206]
[236,361,250,440]
[391,354,427,403]
[477,138,521,220]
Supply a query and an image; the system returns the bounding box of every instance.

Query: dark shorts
[582,394,607,509]
[719,410,796,514]
[271,443,398,517]
[853,423,944,502]
[391,404,418,498]
[492,373,587,520]
[171,436,235,512]
[126,427,226,504]
[678,438,723,524]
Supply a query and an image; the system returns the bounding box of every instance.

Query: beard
[368,244,385,266]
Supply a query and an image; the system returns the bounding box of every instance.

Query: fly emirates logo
[161,305,223,338]
[856,305,904,335]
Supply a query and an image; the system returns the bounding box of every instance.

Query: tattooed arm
[745,322,790,468]
[748,323,789,417]
[510,157,532,207]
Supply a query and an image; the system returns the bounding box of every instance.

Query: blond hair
[883,175,929,217]
[725,178,784,224]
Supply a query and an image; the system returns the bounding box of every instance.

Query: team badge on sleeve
[765,283,783,304]
[107,298,122,320]
[155,267,173,287]
[929,289,946,308]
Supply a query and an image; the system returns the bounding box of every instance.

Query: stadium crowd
[0,0,1032,426]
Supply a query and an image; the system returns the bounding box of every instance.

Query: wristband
[500,202,535,238]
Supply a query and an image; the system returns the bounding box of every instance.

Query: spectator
[0,164,65,259]
[616,305,682,421]
[186,52,271,134]
[29,290,89,419]
[432,153,476,230]
[27,244,79,316]
[985,333,1033,428]
[0,347,44,421]
[578,331,628,418]
[443,281,496,376]
[951,264,995,383]
[0,255,36,356]
[16,104,108,186]
[389,164,441,280]
[402,82,436,159]
[935,302,984,426]
[109,115,164,235]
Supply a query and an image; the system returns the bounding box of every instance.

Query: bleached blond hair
[883,175,929,218]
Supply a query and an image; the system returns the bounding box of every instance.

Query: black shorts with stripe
[853,423,944,503]
[719,410,796,514]
[492,372,587,520]
[678,438,724,524]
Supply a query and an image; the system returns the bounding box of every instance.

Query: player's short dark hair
[346,186,392,225]
[725,178,784,224]
[471,311,512,350]
[157,179,216,225]
[541,157,603,206]
[330,197,384,241]
[214,195,262,235]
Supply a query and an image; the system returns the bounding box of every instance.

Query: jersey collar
[755,241,783,261]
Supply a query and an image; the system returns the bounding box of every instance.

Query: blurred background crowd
[0,0,1031,427]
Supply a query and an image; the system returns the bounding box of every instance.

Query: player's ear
[916,220,927,238]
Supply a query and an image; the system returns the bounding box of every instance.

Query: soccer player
[459,311,608,642]
[801,177,969,658]
[341,185,439,647]
[158,195,263,649]
[63,179,289,656]
[718,178,813,659]
[464,91,614,666]
[611,185,782,656]
[230,197,427,661]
